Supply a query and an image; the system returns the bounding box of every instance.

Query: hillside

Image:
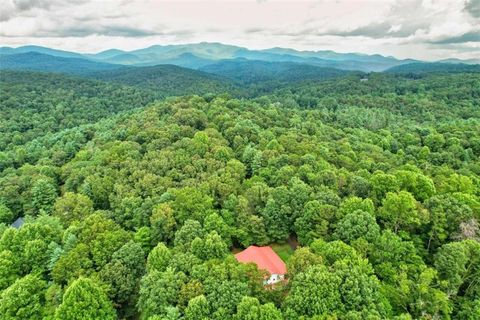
[0,72,479,319]
[386,62,480,74]
[86,64,239,96]
[0,70,155,155]
[0,52,122,75]
[199,59,355,84]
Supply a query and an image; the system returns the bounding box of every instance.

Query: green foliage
[90,64,237,97]
[295,201,335,245]
[150,203,176,244]
[0,202,14,224]
[190,231,228,260]
[284,264,343,317]
[0,250,19,290]
[147,242,171,272]
[234,296,283,320]
[137,268,186,319]
[0,274,47,320]
[99,241,145,316]
[0,70,154,163]
[379,191,424,233]
[333,210,380,244]
[174,220,204,249]
[0,69,479,319]
[55,277,116,320]
[425,194,474,249]
[53,192,94,225]
[184,295,210,320]
[31,178,57,215]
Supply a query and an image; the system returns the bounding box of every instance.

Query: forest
[0,58,479,320]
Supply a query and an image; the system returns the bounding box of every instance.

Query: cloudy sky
[0,0,479,60]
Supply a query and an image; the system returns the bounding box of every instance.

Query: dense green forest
[0,71,156,156]
[0,64,479,320]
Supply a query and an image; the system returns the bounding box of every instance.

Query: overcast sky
[0,0,479,60]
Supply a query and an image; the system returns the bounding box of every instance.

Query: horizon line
[0,41,433,62]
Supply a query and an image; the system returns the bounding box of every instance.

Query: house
[235,246,287,285]
[11,217,25,229]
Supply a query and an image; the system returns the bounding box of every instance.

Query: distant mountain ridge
[0,45,85,59]
[0,52,239,97]
[1,43,478,77]
[88,43,415,72]
[0,42,456,72]
[0,52,122,74]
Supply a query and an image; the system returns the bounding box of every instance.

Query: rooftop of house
[235,245,287,275]
[11,217,25,229]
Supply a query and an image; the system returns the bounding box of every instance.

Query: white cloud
[0,0,478,60]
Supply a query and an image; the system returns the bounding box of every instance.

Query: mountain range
[2,42,478,73]
[1,43,479,88]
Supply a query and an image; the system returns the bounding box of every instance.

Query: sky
[0,0,479,60]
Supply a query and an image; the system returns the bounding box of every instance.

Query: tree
[147,242,171,272]
[99,241,145,315]
[23,238,50,273]
[434,240,480,299]
[190,231,228,261]
[31,178,58,215]
[434,241,468,296]
[404,267,452,319]
[454,299,480,320]
[394,170,435,202]
[51,243,93,285]
[178,279,204,309]
[333,210,380,244]
[369,172,400,205]
[0,274,46,320]
[203,212,232,247]
[174,220,203,249]
[334,258,389,317]
[379,191,424,233]
[150,203,177,244]
[284,265,343,318]
[137,268,185,319]
[310,239,360,266]
[234,196,269,246]
[368,230,424,282]
[234,296,283,320]
[184,295,211,320]
[207,280,250,315]
[135,226,153,253]
[55,277,116,320]
[424,132,445,152]
[0,250,19,290]
[261,181,311,242]
[338,196,375,216]
[0,202,13,224]
[294,201,336,245]
[425,194,474,249]
[287,247,323,279]
[53,192,94,225]
[170,187,213,224]
[76,213,131,269]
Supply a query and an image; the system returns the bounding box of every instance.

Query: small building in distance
[11,217,25,229]
[235,245,287,285]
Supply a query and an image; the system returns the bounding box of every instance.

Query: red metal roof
[235,246,287,275]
